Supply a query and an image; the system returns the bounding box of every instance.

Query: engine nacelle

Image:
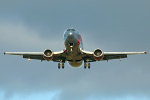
[43,49,54,61]
[93,49,104,61]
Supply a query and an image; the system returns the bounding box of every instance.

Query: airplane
[4,28,147,69]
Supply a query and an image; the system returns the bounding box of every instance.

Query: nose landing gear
[69,43,74,53]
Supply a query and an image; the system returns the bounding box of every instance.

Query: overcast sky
[0,0,150,100]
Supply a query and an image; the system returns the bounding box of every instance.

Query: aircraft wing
[82,50,147,62]
[4,51,66,62]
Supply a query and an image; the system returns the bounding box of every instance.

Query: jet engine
[43,49,54,61]
[93,49,104,61]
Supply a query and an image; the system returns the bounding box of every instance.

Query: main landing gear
[84,62,90,69]
[58,62,65,69]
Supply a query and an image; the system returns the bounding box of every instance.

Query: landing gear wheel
[84,62,91,69]
[58,63,60,69]
[88,63,90,69]
[58,62,65,69]
[62,63,64,69]
[84,63,86,69]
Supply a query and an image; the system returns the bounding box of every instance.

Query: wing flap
[103,54,127,60]
[23,55,45,60]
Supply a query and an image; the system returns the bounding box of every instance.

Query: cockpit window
[67,29,70,31]
[72,29,75,31]
[67,29,75,31]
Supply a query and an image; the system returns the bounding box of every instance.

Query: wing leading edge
[4,52,43,55]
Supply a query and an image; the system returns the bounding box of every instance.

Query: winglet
[4,52,6,55]
[144,51,147,54]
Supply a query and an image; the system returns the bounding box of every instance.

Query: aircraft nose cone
[68,32,74,39]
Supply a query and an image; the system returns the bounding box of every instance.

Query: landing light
[28,58,30,61]
[69,32,72,35]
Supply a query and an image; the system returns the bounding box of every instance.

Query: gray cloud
[0,20,63,51]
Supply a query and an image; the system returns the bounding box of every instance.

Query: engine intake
[93,49,104,61]
[43,49,54,61]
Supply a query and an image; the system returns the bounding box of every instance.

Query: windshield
[67,28,75,31]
